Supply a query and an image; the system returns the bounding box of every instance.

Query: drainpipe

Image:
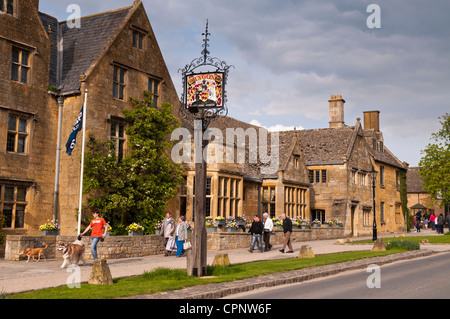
[53,95,64,222]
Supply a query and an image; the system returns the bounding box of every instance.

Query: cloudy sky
[40,0,450,166]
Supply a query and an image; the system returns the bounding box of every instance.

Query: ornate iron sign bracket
[178,20,233,130]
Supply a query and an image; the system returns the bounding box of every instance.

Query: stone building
[173,94,407,236]
[1,1,406,238]
[407,166,445,217]
[1,0,180,235]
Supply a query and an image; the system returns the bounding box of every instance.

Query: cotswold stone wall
[4,235,167,261]
[4,228,346,261]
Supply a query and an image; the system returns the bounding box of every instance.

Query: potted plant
[274,219,283,230]
[323,220,334,228]
[335,220,343,228]
[311,219,321,228]
[154,221,163,235]
[215,216,225,226]
[186,222,193,234]
[126,223,144,236]
[299,218,311,229]
[236,216,246,226]
[105,224,112,236]
[226,221,239,232]
[245,223,252,232]
[39,220,60,236]
[205,221,217,232]
[292,218,300,229]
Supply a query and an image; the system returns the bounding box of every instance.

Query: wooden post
[187,120,207,277]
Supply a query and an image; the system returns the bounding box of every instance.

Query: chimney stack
[363,110,380,131]
[328,94,345,128]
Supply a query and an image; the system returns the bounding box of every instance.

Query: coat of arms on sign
[186,72,224,108]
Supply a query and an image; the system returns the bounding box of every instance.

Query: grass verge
[9,249,404,299]
[354,233,450,245]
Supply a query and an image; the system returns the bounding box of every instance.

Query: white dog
[57,239,86,269]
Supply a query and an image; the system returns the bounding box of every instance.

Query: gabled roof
[364,129,405,169]
[39,2,139,94]
[293,126,355,165]
[407,167,426,193]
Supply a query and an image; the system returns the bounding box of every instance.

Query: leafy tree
[83,91,184,234]
[418,113,450,208]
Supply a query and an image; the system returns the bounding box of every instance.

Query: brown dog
[57,239,86,269]
[19,243,48,262]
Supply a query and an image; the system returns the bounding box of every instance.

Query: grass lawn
[8,249,404,299]
[354,233,450,244]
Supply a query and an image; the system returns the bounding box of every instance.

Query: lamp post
[369,165,378,241]
[178,20,233,277]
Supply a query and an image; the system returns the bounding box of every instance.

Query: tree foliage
[418,113,450,207]
[83,91,184,234]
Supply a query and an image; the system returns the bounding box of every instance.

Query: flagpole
[77,89,88,235]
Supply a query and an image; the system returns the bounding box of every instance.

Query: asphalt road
[227,251,450,299]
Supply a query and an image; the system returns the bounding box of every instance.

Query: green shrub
[385,239,420,251]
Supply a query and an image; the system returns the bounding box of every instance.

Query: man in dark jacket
[248,215,264,253]
[415,211,422,232]
[280,213,294,253]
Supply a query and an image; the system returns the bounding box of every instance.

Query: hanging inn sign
[178,20,233,277]
[179,20,232,117]
[185,71,224,109]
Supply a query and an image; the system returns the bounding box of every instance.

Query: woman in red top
[79,211,108,260]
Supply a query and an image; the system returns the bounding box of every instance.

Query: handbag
[166,236,177,252]
[183,241,192,250]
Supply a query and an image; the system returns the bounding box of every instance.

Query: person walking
[437,213,445,234]
[262,212,273,251]
[79,210,108,260]
[415,211,422,232]
[279,213,294,253]
[175,216,188,257]
[430,212,436,231]
[161,212,175,256]
[248,215,264,253]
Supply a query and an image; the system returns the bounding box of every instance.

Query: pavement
[1,228,449,298]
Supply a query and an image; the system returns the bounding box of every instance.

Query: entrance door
[351,205,356,236]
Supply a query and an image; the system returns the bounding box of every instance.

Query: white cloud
[38,0,450,167]
[249,120,304,132]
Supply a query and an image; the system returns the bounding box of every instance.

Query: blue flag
[65,106,83,155]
